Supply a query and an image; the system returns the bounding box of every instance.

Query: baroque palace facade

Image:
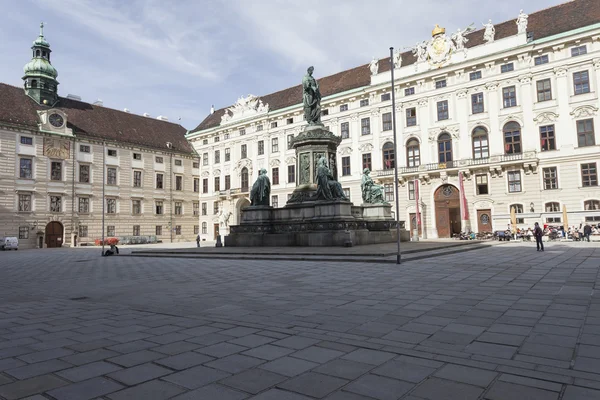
[0,25,200,249]
[188,0,600,240]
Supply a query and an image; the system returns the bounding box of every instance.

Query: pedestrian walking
[583,224,592,242]
[534,222,544,252]
[196,234,201,248]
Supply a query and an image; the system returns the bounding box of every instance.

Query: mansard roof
[0,83,196,155]
[192,0,599,133]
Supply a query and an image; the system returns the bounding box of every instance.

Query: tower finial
[40,22,44,36]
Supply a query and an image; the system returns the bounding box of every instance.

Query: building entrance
[434,184,461,238]
[45,221,63,248]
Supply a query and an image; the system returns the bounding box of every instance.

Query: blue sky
[0,0,566,130]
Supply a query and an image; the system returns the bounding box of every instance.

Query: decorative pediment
[221,94,269,125]
[339,147,353,155]
[213,169,221,176]
[285,156,297,164]
[234,158,253,173]
[201,171,210,177]
[518,73,533,84]
[358,143,373,152]
[473,198,495,208]
[553,66,568,77]
[533,111,559,124]
[269,159,280,167]
[570,105,598,119]
[428,124,460,142]
[501,115,524,127]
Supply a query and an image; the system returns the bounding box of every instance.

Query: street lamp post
[389,47,402,265]
[101,141,105,257]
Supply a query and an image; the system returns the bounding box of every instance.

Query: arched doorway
[45,221,63,248]
[235,198,250,225]
[434,184,461,238]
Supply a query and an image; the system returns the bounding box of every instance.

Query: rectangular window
[581,163,598,187]
[155,225,162,236]
[239,128,246,136]
[202,202,207,215]
[321,109,329,116]
[534,55,549,65]
[361,118,371,135]
[340,104,348,112]
[270,121,278,129]
[194,225,199,235]
[132,200,141,215]
[175,175,183,191]
[107,149,117,157]
[133,170,142,187]
[405,87,415,96]
[382,112,392,131]
[536,79,552,102]
[174,159,182,166]
[203,139,208,145]
[50,162,62,181]
[78,197,89,213]
[225,148,230,162]
[225,175,231,190]
[107,225,115,237]
[381,93,391,102]
[577,119,595,147]
[272,167,279,185]
[287,118,293,125]
[272,138,279,153]
[20,136,33,145]
[384,183,394,202]
[175,201,182,215]
[214,176,220,191]
[543,167,558,190]
[546,217,562,223]
[203,153,208,166]
[213,201,219,215]
[79,144,90,153]
[50,196,61,212]
[471,93,484,114]
[342,156,351,176]
[362,153,371,170]
[133,225,140,236]
[360,99,369,107]
[133,153,141,160]
[502,86,517,108]
[194,177,199,193]
[476,174,489,195]
[501,63,514,73]
[241,144,247,159]
[156,173,164,189]
[258,141,264,155]
[18,194,31,212]
[19,226,29,239]
[155,201,163,215]
[406,107,416,127]
[469,71,482,80]
[107,167,117,185]
[106,198,116,214]
[193,202,199,216]
[571,45,587,57]
[155,156,163,163]
[214,150,220,164]
[540,125,556,151]
[287,134,294,150]
[193,162,199,168]
[288,165,295,183]
[437,100,449,121]
[78,225,88,238]
[408,181,415,200]
[271,195,278,208]
[508,171,522,193]
[79,164,90,183]
[201,223,207,234]
[573,71,590,95]
[202,178,208,193]
[214,136,220,142]
[256,124,263,132]
[19,158,32,179]
[435,79,447,89]
[343,188,350,200]
[341,122,350,139]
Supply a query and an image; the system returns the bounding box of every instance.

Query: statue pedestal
[241,206,273,223]
[361,203,393,220]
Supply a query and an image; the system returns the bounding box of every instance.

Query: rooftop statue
[316,156,347,201]
[369,57,379,75]
[516,9,528,34]
[393,50,402,69]
[361,168,387,204]
[483,19,495,43]
[250,168,271,206]
[302,66,321,125]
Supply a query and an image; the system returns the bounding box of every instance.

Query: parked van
[0,237,18,250]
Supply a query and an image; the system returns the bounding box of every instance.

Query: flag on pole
[458,172,469,220]
[415,179,421,227]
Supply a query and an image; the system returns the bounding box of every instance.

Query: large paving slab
[0,241,598,399]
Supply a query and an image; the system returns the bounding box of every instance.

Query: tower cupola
[22,22,59,105]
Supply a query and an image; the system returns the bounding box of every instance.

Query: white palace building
[188,0,600,240]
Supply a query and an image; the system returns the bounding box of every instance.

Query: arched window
[241,167,249,192]
[35,50,40,57]
[382,142,395,169]
[406,139,420,167]
[31,79,37,88]
[42,51,47,58]
[503,122,521,154]
[545,202,560,212]
[510,204,524,223]
[438,133,452,163]
[584,200,600,210]
[472,127,489,159]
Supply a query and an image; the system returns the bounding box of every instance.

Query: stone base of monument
[224,200,409,247]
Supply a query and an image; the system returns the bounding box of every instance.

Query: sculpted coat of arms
[426,25,453,67]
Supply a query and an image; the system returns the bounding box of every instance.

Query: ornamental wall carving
[533,111,559,124]
[221,94,269,125]
[213,169,221,176]
[234,159,253,174]
[285,156,297,164]
[570,105,598,118]
[269,159,280,167]
[358,143,374,152]
[428,124,460,142]
[339,147,353,155]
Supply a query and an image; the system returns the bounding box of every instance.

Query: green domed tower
[22,22,59,105]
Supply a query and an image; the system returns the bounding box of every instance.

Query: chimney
[66,94,82,101]
[210,105,215,115]
[93,99,103,106]
[143,113,151,117]
[157,115,169,121]
[123,108,130,113]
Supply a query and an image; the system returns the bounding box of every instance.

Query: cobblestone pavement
[0,241,599,399]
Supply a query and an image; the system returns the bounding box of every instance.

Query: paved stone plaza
[0,242,599,399]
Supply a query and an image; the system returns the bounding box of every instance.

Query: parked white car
[0,237,18,250]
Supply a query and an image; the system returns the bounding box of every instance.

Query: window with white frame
[19,158,32,179]
[107,167,117,185]
[78,197,89,213]
[18,194,31,212]
[543,167,558,190]
[133,170,142,187]
[50,195,61,212]
[132,199,141,215]
[508,171,522,193]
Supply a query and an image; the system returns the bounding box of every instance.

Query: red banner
[458,172,469,220]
